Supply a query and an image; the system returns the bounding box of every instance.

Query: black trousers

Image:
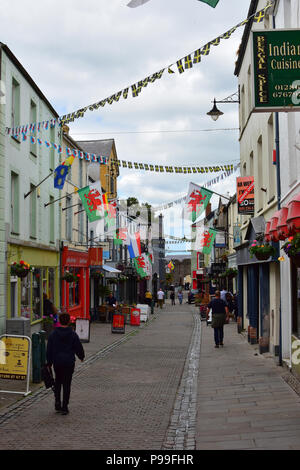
[54,364,75,407]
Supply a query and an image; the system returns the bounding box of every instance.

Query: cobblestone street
[1,300,300,451]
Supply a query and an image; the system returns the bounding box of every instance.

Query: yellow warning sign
[0,336,30,380]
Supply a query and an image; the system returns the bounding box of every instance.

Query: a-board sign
[0,335,30,380]
[75,318,90,343]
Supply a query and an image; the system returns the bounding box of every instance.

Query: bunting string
[4,2,274,134]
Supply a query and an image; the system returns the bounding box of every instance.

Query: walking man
[157,288,165,309]
[46,313,85,415]
[207,291,229,348]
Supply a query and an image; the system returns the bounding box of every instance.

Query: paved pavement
[0,296,300,451]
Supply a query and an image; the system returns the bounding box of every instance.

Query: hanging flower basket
[10,261,33,278]
[281,234,300,266]
[62,271,79,283]
[91,270,104,279]
[249,240,276,261]
[225,268,238,279]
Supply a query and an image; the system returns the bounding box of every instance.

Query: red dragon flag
[186,183,213,222]
[77,181,105,222]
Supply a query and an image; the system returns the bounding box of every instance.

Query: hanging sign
[237,176,254,215]
[252,29,300,112]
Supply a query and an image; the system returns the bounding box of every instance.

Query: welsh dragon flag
[186,183,213,222]
[77,182,105,222]
[196,227,217,254]
[133,253,152,278]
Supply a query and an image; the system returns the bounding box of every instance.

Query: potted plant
[281,234,300,266]
[62,270,79,283]
[42,314,56,339]
[10,260,33,278]
[249,240,276,261]
[97,285,111,304]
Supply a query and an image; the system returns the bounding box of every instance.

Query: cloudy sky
[1,0,251,250]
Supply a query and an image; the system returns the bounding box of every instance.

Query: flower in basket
[62,270,79,283]
[281,234,300,257]
[249,240,276,259]
[69,315,77,329]
[10,260,33,277]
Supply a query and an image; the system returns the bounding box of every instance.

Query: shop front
[89,247,103,318]
[7,244,60,331]
[61,247,89,320]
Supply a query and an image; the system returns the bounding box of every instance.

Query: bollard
[40,330,46,366]
[32,332,41,383]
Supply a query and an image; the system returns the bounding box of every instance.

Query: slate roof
[77,139,115,159]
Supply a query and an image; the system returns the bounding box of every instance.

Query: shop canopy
[101,265,122,273]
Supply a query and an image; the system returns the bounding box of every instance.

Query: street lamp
[207,91,240,121]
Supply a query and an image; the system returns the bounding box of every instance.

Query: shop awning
[101,265,122,273]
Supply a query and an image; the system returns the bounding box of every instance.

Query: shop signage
[88,247,103,267]
[0,335,31,396]
[237,176,255,215]
[252,29,300,112]
[211,263,226,275]
[215,231,226,248]
[62,247,89,267]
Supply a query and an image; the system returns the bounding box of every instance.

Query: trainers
[61,407,69,415]
[215,344,219,348]
[220,342,224,346]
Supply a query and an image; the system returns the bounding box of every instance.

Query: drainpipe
[273,10,282,366]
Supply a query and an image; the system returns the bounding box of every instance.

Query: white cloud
[0,0,249,229]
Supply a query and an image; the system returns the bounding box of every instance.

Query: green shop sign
[252,29,300,112]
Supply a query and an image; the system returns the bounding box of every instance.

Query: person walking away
[178,291,183,305]
[207,291,229,348]
[157,288,165,309]
[46,313,85,415]
[170,291,175,306]
[220,288,228,301]
[225,292,234,322]
[145,290,152,306]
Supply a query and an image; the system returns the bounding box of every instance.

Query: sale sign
[237,176,255,215]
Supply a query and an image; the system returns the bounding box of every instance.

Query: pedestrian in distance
[206,290,229,348]
[157,288,165,309]
[170,291,175,306]
[220,287,228,302]
[178,291,183,305]
[46,313,85,415]
[145,290,152,307]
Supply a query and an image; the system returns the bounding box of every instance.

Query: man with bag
[46,313,85,415]
[206,290,229,348]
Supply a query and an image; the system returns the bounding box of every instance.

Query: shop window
[21,275,31,319]
[30,100,37,157]
[68,268,80,307]
[10,278,18,318]
[48,268,55,303]
[32,268,42,322]
[30,184,37,239]
[292,265,300,338]
[11,171,19,235]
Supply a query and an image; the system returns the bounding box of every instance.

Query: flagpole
[24,171,54,199]
[44,189,78,207]
[195,183,231,201]
[62,203,81,212]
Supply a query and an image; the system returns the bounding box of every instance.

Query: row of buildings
[192,0,300,378]
[0,42,165,336]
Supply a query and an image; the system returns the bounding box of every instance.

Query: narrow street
[1,296,300,452]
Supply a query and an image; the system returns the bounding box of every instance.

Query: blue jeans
[214,327,224,345]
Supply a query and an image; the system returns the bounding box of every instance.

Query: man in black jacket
[46,313,85,415]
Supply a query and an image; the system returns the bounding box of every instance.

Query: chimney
[205,202,211,217]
